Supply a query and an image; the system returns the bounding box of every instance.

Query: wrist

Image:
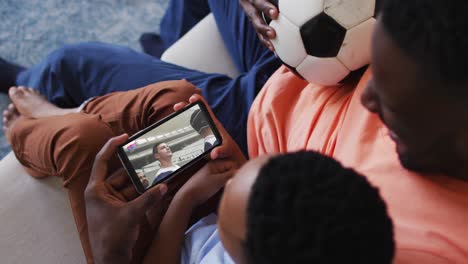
[173,189,198,212]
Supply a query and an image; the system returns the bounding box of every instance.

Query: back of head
[244,151,395,264]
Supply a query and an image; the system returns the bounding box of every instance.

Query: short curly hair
[244,151,395,264]
[381,0,468,97]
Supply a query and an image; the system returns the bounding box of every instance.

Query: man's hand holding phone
[85,134,167,264]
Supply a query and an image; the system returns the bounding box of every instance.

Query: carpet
[0,0,168,159]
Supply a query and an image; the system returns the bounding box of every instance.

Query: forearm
[143,193,194,264]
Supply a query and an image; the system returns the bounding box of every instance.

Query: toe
[29,87,42,97]
[9,86,25,99]
[8,103,18,113]
[16,86,27,95]
[8,86,17,97]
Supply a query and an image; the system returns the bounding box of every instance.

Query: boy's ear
[154,153,160,160]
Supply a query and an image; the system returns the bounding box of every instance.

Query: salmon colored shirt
[247,66,468,263]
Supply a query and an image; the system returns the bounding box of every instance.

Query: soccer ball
[264,0,381,85]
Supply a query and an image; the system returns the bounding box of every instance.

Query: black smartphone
[118,101,223,193]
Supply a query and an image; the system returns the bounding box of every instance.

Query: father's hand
[240,0,279,51]
[85,134,168,264]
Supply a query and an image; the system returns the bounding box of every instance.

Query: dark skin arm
[239,0,279,51]
[86,96,245,264]
[84,134,168,264]
[143,95,246,264]
[143,159,236,264]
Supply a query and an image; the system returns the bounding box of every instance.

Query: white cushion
[0,152,85,264]
[161,14,240,78]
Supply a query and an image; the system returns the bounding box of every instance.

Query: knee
[162,79,201,104]
[148,80,200,105]
[58,115,113,154]
[45,42,112,69]
[141,80,201,121]
[54,115,114,176]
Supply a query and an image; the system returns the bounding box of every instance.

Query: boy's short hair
[152,141,165,156]
[244,151,395,264]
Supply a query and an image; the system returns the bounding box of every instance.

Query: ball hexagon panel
[300,12,346,58]
[324,0,375,29]
[270,14,307,67]
[296,55,350,86]
[278,0,324,27]
[337,17,375,71]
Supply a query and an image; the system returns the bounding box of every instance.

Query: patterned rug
[0,0,168,159]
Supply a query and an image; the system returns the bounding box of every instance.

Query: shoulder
[181,214,234,264]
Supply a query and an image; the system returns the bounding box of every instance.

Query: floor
[0,0,169,159]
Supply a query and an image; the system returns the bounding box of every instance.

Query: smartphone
[118,101,223,193]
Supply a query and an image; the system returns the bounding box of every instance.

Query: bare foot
[8,86,78,118]
[2,103,21,144]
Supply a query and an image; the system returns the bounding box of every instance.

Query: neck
[160,159,174,168]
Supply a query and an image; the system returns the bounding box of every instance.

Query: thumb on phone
[91,134,129,183]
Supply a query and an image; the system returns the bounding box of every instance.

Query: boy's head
[152,142,172,161]
[361,0,468,177]
[218,151,395,264]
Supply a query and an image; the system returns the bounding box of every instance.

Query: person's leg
[81,80,201,136]
[15,40,279,154]
[9,113,115,263]
[4,80,211,263]
[140,0,210,58]
[16,42,187,108]
[159,0,210,50]
[143,0,280,75]
[5,81,198,262]
[207,0,279,74]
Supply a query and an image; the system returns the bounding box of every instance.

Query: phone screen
[118,102,222,192]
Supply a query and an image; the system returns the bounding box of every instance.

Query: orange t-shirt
[247,66,468,263]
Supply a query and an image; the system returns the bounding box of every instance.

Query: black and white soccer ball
[264,0,381,85]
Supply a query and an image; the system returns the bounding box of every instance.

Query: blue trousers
[15,0,281,155]
[159,0,211,50]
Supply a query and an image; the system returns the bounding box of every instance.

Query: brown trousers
[10,80,201,263]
